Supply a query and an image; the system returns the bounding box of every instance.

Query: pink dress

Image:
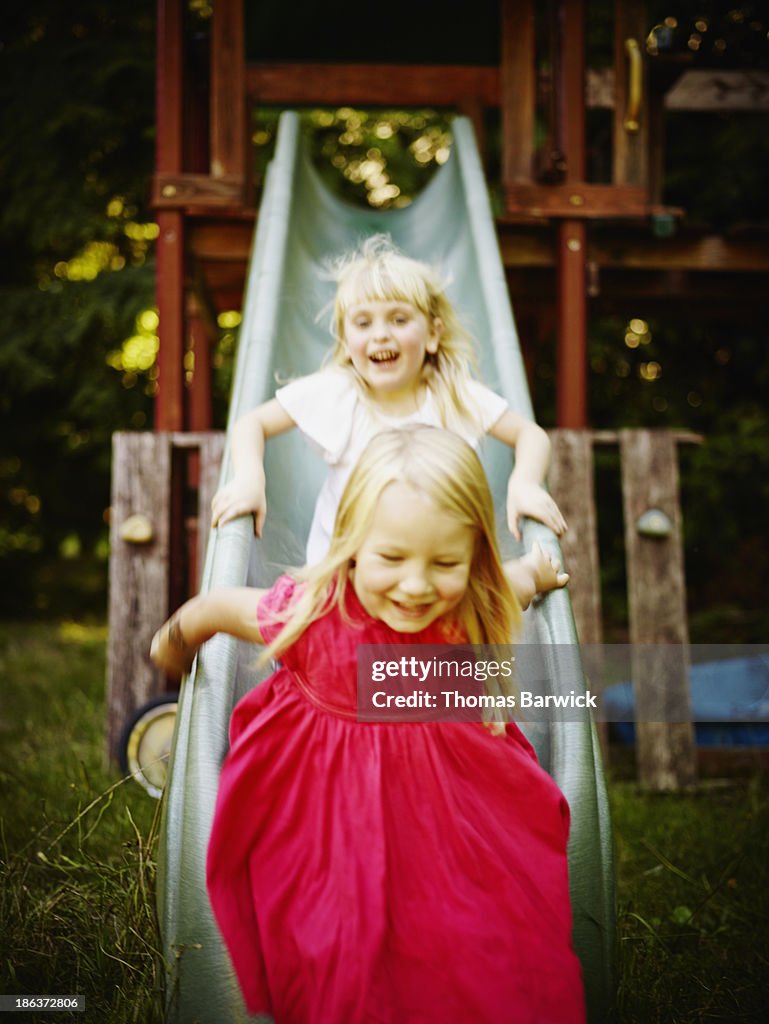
[206,576,585,1024]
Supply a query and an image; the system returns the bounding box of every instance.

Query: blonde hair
[261,426,521,669]
[324,235,484,431]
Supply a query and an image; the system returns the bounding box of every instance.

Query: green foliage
[0,2,156,615]
[252,106,453,210]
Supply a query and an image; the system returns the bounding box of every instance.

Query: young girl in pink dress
[211,235,567,563]
[152,426,584,1024]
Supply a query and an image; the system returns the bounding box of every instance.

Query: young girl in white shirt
[212,235,567,564]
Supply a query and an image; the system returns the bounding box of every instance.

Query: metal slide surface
[158,112,615,1023]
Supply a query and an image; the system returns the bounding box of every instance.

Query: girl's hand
[506,478,567,540]
[211,475,267,536]
[150,612,197,679]
[504,542,569,609]
[521,542,569,597]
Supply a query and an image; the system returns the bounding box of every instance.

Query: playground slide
[158,112,615,1023]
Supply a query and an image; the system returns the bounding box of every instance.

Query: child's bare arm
[488,410,567,540]
[504,542,569,610]
[150,587,267,679]
[211,400,296,535]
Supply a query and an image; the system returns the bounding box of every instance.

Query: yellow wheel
[118,694,179,798]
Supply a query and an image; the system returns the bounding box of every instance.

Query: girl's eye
[378,553,403,563]
[434,561,460,569]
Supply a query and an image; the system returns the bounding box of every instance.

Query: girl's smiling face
[342,299,440,405]
[351,481,474,633]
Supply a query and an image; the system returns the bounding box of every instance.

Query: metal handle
[624,38,642,133]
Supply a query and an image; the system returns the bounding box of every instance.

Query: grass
[0,622,165,1024]
[1,620,767,1023]
[611,775,769,1022]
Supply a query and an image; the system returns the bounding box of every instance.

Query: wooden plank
[547,431,603,646]
[546,429,608,756]
[245,63,769,113]
[501,0,535,187]
[106,434,172,763]
[504,182,650,218]
[153,173,245,208]
[211,0,246,178]
[619,429,697,790]
[246,62,499,108]
[196,433,226,588]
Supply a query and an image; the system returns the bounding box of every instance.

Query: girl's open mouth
[369,350,399,363]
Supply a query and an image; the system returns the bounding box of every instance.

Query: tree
[0,1,156,615]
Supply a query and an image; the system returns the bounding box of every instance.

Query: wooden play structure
[109,1,769,794]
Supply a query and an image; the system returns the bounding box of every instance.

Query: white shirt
[276,367,508,564]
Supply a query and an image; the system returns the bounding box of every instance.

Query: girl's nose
[372,318,390,341]
[398,570,433,597]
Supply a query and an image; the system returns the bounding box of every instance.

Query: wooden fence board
[619,429,697,789]
[196,433,226,585]
[106,433,172,762]
[547,430,603,645]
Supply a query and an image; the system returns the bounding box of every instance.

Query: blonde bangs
[332,254,438,341]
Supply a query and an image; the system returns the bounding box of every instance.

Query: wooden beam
[500,0,535,188]
[246,62,499,108]
[246,62,769,114]
[155,0,186,431]
[505,182,651,218]
[613,0,650,188]
[211,0,246,178]
[153,172,245,208]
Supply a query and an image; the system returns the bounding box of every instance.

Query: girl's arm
[504,542,569,610]
[487,410,567,540]
[150,587,268,679]
[211,400,296,535]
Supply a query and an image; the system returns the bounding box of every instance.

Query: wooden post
[619,429,697,790]
[556,0,588,427]
[155,0,186,431]
[186,293,215,432]
[547,430,603,647]
[501,0,535,189]
[106,433,172,763]
[547,429,607,754]
[211,0,246,180]
[556,221,588,427]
